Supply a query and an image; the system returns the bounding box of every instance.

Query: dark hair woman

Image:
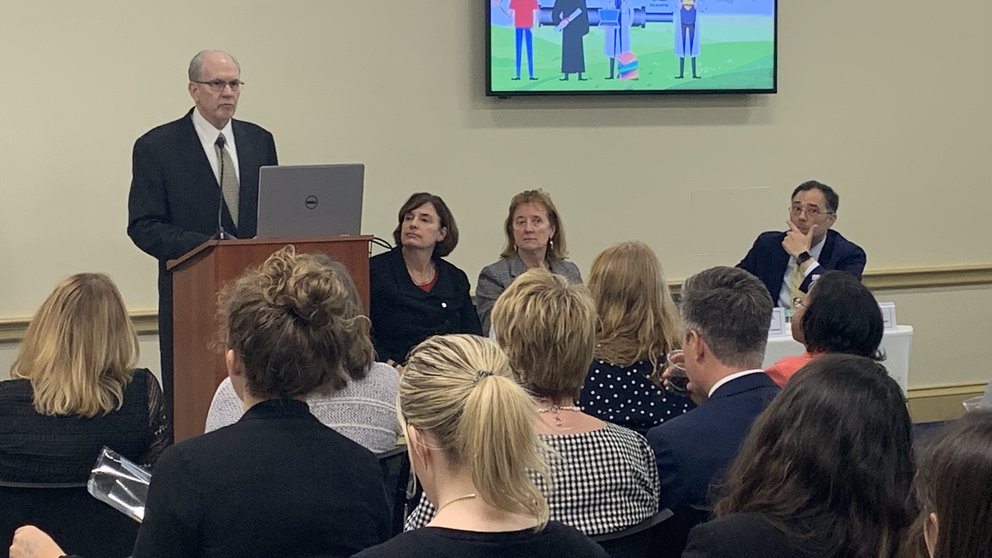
[766,270,884,386]
[684,354,914,558]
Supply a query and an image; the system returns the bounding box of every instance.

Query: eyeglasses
[792,297,808,310]
[789,205,834,218]
[193,79,244,92]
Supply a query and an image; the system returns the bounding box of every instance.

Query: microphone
[214,134,229,240]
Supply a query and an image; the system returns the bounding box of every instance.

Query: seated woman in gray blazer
[476,189,582,332]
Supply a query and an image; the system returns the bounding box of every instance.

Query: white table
[764,325,914,394]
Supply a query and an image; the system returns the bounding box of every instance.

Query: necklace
[409,263,436,286]
[536,403,582,426]
[435,492,477,514]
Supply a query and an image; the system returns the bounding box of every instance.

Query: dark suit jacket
[369,247,482,364]
[737,229,866,304]
[126,109,277,423]
[683,513,827,558]
[132,399,390,558]
[647,373,780,515]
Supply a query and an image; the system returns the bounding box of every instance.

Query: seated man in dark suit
[737,180,866,307]
[646,266,780,555]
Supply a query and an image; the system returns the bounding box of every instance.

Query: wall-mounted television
[486,0,777,97]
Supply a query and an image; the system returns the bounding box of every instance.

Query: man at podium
[126,49,278,435]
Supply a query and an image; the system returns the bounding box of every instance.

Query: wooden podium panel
[167,236,371,442]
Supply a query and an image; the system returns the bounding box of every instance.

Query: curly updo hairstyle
[217,246,374,399]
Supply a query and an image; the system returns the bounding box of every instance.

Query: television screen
[486,0,777,97]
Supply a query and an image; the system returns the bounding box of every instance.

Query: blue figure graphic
[674,0,705,79]
[501,0,540,80]
[602,0,633,79]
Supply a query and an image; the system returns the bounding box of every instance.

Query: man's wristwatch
[796,251,812,264]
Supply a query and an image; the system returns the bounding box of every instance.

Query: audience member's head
[790,180,839,246]
[588,241,681,373]
[311,254,375,381]
[400,334,549,526]
[11,273,138,418]
[491,268,596,400]
[909,411,992,558]
[793,270,884,359]
[500,189,568,261]
[679,266,772,398]
[392,192,459,257]
[716,354,913,558]
[218,246,373,400]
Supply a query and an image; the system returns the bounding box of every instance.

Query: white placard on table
[878,302,897,330]
[768,307,787,337]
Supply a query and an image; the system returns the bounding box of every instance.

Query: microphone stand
[214,134,231,240]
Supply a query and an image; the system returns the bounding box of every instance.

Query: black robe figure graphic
[552,0,590,80]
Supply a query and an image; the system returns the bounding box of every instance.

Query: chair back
[0,481,140,556]
[377,446,412,536]
[591,508,674,558]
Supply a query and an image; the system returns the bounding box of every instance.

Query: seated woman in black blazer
[354,334,608,558]
[0,273,167,483]
[369,192,482,365]
[682,354,914,558]
[131,247,391,558]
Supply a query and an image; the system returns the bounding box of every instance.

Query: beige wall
[2,1,990,390]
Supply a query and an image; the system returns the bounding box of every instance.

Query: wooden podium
[166,236,372,442]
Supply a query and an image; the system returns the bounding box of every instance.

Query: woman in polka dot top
[580,242,694,435]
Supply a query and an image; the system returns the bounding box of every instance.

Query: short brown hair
[11,273,138,417]
[491,268,595,399]
[391,192,459,257]
[499,190,568,260]
[218,246,373,398]
[680,266,772,370]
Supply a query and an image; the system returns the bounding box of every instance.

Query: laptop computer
[255,164,364,238]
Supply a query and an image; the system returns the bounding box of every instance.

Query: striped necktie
[215,133,240,228]
[789,259,804,303]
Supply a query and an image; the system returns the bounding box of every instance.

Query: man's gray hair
[188,50,241,81]
[680,266,772,370]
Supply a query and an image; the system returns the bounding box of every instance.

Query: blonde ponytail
[401,334,550,527]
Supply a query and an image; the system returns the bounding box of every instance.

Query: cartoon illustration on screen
[674,0,705,79]
[497,0,541,80]
[487,0,775,94]
[601,0,635,80]
[551,0,590,81]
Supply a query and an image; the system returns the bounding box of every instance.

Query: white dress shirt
[191,108,241,183]
[777,235,825,308]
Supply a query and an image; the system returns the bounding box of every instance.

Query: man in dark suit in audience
[737,180,866,308]
[127,50,278,436]
[646,266,779,555]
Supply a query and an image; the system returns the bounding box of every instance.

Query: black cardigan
[369,247,482,363]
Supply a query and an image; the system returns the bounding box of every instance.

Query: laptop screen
[255,164,364,238]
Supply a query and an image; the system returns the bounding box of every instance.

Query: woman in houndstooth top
[405,268,659,536]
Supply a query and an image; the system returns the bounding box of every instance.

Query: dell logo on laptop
[305,195,319,209]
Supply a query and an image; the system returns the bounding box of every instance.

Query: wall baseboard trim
[862,264,992,290]
[906,382,988,423]
[0,310,158,343]
[3,265,992,342]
